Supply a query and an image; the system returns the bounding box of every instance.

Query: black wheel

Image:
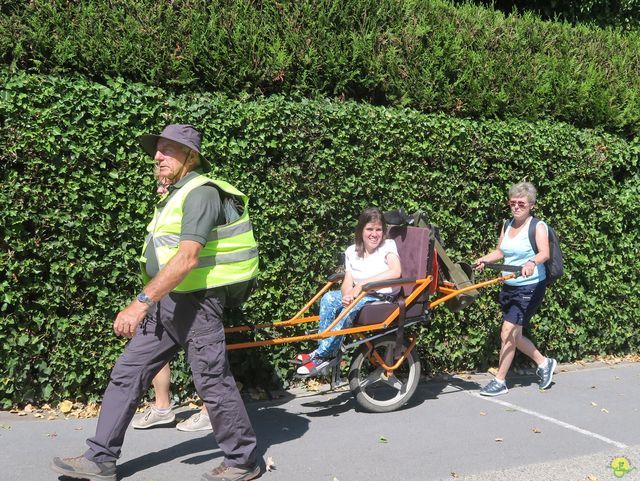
[348,336,421,413]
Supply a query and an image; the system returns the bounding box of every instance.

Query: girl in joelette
[474,181,557,396]
[296,207,402,376]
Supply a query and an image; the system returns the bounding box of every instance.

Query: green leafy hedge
[3,0,640,136]
[1,72,639,407]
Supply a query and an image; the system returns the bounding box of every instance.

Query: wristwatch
[136,292,155,307]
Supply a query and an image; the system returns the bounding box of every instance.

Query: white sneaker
[131,407,175,429]
[176,410,212,432]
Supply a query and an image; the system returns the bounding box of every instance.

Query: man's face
[154,138,192,181]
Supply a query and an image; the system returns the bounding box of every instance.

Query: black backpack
[503,217,564,285]
[219,191,259,308]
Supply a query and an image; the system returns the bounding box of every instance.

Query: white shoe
[131,407,175,429]
[176,410,212,432]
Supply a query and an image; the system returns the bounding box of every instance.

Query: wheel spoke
[361,368,385,388]
[381,374,405,392]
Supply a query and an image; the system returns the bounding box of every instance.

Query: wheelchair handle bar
[477,262,522,273]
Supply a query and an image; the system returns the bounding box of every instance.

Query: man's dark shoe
[202,461,261,481]
[50,454,116,481]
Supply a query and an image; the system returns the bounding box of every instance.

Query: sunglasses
[508,200,528,209]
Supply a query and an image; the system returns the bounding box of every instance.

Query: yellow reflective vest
[140,174,259,293]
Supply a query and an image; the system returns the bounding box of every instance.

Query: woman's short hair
[508,181,537,204]
[354,207,387,258]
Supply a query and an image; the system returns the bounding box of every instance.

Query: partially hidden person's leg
[131,361,176,429]
[85,310,181,462]
[176,403,213,432]
[152,363,172,408]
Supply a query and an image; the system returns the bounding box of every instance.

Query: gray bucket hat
[139,124,211,172]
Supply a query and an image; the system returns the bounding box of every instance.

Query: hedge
[2,0,640,137]
[1,71,639,407]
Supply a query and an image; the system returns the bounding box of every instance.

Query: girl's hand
[342,283,362,306]
[342,294,353,306]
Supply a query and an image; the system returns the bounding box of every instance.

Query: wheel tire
[348,335,421,413]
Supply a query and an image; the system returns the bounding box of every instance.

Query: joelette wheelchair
[222,212,518,413]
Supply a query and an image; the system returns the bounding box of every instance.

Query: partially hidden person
[131,172,212,433]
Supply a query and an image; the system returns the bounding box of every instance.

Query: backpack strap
[528,217,539,254]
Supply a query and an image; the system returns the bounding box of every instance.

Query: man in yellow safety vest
[51,124,261,481]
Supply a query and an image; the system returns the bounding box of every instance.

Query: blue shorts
[499,281,546,326]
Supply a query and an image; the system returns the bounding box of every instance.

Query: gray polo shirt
[144,170,225,278]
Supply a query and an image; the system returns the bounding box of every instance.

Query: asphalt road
[2,361,639,481]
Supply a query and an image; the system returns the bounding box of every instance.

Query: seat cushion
[354,301,424,326]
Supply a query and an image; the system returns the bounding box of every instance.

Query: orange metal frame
[223,272,516,352]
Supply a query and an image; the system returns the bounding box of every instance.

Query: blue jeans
[314,290,378,358]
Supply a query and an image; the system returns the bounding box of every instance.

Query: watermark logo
[609,456,635,478]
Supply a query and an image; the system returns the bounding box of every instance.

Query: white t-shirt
[344,239,399,293]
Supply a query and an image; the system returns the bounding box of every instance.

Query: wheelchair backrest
[388,225,438,298]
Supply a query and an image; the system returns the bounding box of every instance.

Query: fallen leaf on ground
[0,424,11,430]
[601,408,609,413]
[379,436,388,443]
[59,400,74,413]
[479,411,487,416]
[586,474,598,481]
[495,437,503,442]
[532,427,541,433]
[248,387,268,401]
[451,472,459,478]
[305,378,322,391]
[266,456,275,471]
[24,404,34,413]
[591,402,598,407]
